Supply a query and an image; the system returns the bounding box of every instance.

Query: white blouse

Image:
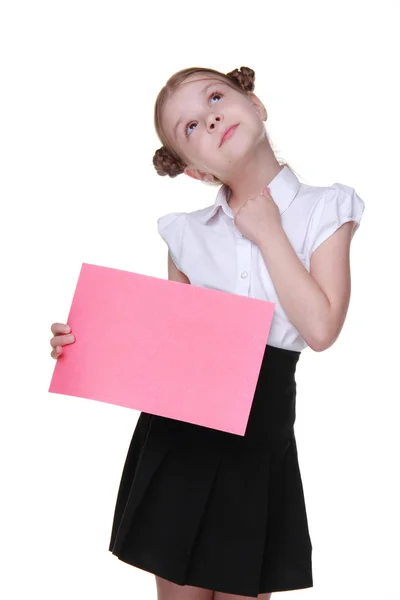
[157,166,365,351]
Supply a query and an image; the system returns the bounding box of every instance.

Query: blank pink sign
[49,263,275,435]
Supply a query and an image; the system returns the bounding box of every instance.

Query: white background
[1,0,399,598]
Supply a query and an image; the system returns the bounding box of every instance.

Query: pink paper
[49,263,275,435]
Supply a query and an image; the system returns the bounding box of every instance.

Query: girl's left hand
[234,187,281,246]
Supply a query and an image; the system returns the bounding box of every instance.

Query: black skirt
[108,344,313,597]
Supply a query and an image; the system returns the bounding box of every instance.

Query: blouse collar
[199,165,301,224]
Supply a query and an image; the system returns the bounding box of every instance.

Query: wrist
[257,223,284,249]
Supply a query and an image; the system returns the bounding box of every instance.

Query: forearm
[258,226,331,350]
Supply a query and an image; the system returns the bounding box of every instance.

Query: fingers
[50,336,75,359]
[51,322,71,335]
[50,333,75,349]
[50,323,75,360]
[50,346,62,360]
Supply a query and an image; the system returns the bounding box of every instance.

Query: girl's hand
[50,323,75,359]
[234,187,282,246]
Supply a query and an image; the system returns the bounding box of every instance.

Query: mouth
[219,124,239,147]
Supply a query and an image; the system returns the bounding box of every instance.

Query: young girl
[49,66,365,599]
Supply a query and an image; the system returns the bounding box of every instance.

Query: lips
[219,124,239,147]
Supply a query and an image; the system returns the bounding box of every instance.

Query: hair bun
[153,146,185,178]
[226,66,255,92]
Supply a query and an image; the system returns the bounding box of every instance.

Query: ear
[184,167,216,183]
[248,92,267,121]
[184,167,201,181]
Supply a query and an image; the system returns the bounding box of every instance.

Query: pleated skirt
[108,344,313,597]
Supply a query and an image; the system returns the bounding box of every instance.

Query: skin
[162,74,281,211]
[161,73,357,351]
[50,74,356,352]
[155,575,272,600]
[49,71,355,598]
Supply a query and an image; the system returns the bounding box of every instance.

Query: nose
[206,113,223,132]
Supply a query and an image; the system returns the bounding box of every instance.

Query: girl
[49,66,365,599]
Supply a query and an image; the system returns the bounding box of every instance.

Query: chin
[225,139,255,167]
[204,133,259,174]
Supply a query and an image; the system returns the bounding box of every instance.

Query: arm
[258,221,355,352]
[168,251,191,284]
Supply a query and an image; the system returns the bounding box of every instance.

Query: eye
[185,91,224,137]
[210,92,223,105]
[185,122,197,136]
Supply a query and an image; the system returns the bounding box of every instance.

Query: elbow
[308,340,330,353]
[307,326,337,353]
[306,307,345,352]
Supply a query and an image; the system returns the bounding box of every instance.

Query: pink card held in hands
[48,263,275,435]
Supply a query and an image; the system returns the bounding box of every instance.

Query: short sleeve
[308,183,365,256]
[157,212,186,271]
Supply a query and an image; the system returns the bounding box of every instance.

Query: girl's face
[162,74,267,182]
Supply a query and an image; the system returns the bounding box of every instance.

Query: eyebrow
[173,82,221,138]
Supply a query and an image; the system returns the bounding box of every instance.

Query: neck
[222,140,284,212]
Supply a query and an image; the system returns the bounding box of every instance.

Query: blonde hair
[152,66,290,182]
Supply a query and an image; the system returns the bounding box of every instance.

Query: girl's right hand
[50,323,75,359]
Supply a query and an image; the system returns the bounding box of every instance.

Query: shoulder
[292,180,365,210]
[157,206,214,271]
[157,204,215,232]
[299,181,366,256]
[302,181,365,214]
[157,211,186,231]
[309,181,365,229]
